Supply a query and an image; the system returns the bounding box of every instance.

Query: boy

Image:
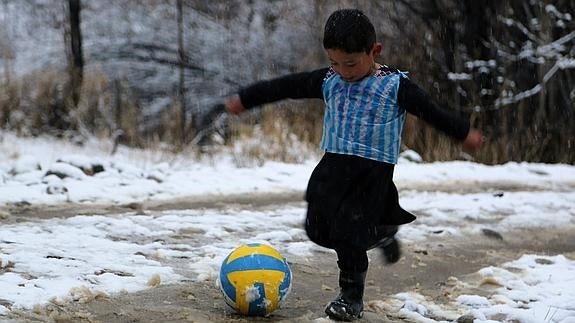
[226,9,484,321]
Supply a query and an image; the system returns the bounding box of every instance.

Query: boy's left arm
[398,77,484,152]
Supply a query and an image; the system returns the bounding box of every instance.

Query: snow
[447,72,472,81]
[0,131,574,322]
[456,255,575,323]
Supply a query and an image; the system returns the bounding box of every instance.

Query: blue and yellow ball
[219,243,292,316]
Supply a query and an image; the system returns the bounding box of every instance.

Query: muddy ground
[3,190,575,323]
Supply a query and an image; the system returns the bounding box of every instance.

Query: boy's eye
[345,63,356,67]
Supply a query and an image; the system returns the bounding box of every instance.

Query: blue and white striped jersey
[320,68,407,164]
[238,66,470,165]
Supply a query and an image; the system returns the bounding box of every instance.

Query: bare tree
[176,0,187,145]
[384,0,575,163]
[67,0,83,108]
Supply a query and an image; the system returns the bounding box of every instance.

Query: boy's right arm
[225,68,328,114]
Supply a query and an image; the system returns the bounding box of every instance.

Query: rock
[399,150,423,163]
[148,274,161,287]
[69,286,108,304]
[57,156,105,176]
[457,314,476,323]
[481,228,504,241]
[91,164,105,174]
[11,200,31,208]
[535,258,554,265]
[321,284,334,291]
[528,169,548,176]
[0,210,10,220]
[124,202,145,215]
[46,184,68,195]
[45,162,85,179]
[480,276,502,286]
[146,173,163,183]
[0,298,13,309]
[9,156,41,175]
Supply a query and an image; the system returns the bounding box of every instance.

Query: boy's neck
[365,62,381,78]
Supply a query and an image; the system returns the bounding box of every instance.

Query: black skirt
[305,152,416,250]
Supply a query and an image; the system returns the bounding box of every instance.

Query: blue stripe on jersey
[321,70,407,164]
[321,76,339,150]
[335,83,348,151]
[382,77,397,160]
[352,76,378,156]
[389,78,405,160]
[366,75,393,160]
[340,83,356,151]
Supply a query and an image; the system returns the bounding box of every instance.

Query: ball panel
[219,252,237,303]
[223,254,289,273]
[247,282,266,316]
[227,269,286,315]
[278,267,292,301]
[226,243,284,264]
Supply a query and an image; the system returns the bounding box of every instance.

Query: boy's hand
[462,128,485,153]
[225,94,246,115]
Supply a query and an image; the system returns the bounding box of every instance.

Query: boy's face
[326,43,382,82]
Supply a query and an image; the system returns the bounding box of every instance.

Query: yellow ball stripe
[226,244,284,264]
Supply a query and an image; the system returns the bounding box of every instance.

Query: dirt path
[2,190,574,323]
[6,224,575,323]
[4,179,574,223]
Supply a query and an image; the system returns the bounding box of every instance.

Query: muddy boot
[379,236,401,264]
[325,270,366,321]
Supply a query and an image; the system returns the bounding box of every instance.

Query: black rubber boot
[379,236,401,264]
[325,271,366,321]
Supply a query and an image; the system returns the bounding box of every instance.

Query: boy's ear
[371,42,383,58]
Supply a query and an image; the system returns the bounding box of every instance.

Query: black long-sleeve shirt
[238,67,470,141]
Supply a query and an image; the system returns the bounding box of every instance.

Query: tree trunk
[68,0,83,108]
[177,0,187,146]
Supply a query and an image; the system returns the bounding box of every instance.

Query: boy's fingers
[225,95,246,115]
[462,129,485,152]
[226,104,245,115]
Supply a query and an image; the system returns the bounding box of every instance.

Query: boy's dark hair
[323,9,376,54]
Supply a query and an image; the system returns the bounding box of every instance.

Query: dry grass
[228,101,323,166]
[228,102,471,165]
[2,68,572,164]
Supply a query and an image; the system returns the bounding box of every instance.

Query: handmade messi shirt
[320,68,406,164]
[238,66,470,249]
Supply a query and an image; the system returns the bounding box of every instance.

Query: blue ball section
[248,282,266,316]
[219,243,292,316]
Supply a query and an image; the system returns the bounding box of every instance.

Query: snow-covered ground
[1,131,574,322]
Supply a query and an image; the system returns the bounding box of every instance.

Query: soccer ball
[218,243,292,316]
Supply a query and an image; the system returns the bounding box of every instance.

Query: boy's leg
[325,248,367,321]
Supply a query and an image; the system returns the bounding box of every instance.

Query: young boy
[226,9,484,321]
